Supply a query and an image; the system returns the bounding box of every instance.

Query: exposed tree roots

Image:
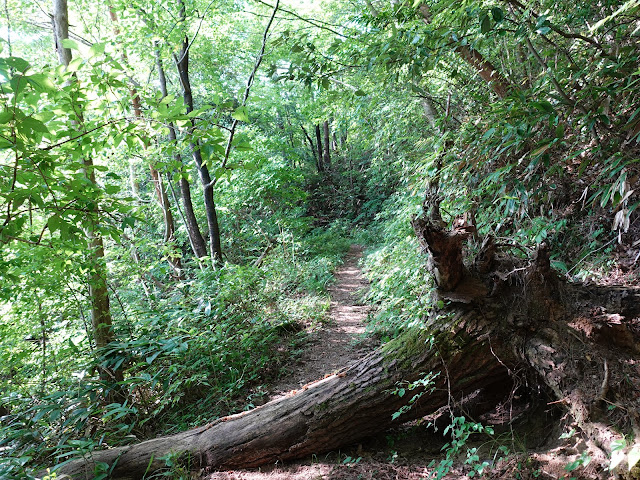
[50,210,640,480]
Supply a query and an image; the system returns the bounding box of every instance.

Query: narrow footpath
[268,244,374,399]
[206,245,452,479]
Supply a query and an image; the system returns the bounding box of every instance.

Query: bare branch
[205,0,280,190]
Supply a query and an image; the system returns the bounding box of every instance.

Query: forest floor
[204,246,597,480]
[266,244,377,400]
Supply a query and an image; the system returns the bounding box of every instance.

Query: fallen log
[50,208,640,479]
[49,313,513,479]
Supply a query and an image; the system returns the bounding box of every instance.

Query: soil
[267,244,377,400]
[204,245,601,480]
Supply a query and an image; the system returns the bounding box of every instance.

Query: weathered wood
[411,210,473,291]
[49,310,513,479]
[50,208,640,479]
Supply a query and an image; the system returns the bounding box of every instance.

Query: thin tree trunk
[179,177,208,260]
[300,124,318,168]
[452,44,512,98]
[315,124,324,172]
[420,96,440,132]
[322,120,331,169]
[52,0,123,389]
[155,45,208,261]
[417,5,512,98]
[174,6,223,263]
[108,7,183,278]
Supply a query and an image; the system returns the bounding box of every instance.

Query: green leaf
[491,7,504,22]
[146,351,161,364]
[0,109,13,124]
[21,117,49,134]
[4,56,30,72]
[61,38,80,50]
[160,94,176,105]
[480,15,492,34]
[26,73,56,92]
[47,215,61,233]
[89,42,107,56]
[121,216,136,230]
[67,57,84,72]
[535,16,551,35]
[531,100,555,113]
[232,106,249,122]
[354,89,366,96]
[482,127,496,140]
[233,140,253,151]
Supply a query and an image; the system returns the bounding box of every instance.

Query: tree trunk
[315,123,324,172]
[48,324,513,479]
[155,46,208,261]
[300,124,318,169]
[322,120,331,169]
[453,45,512,98]
[175,15,223,264]
[50,204,640,479]
[417,5,513,99]
[420,96,440,132]
[52,0,123,390]
[108,8,183,278]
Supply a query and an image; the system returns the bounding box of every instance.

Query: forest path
[205,246,448,479]
[268,243,375,400]
[204,247,559,480]
[205,246,433,480]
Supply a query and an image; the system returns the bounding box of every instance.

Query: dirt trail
[205,246,568,480]
[205,246,455,479]
[268,244,375,399]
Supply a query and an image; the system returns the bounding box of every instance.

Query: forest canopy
[1,0,639,478]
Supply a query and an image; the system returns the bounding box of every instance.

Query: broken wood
[50,205,640,479]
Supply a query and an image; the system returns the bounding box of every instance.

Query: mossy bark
[50,211,640,479]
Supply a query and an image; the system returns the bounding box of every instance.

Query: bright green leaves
[89,42,107,56]
[232,106,249,122]
[61,38,81,51]
[0,50,138,253]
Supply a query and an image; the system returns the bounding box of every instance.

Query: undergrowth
[0,226,351,479]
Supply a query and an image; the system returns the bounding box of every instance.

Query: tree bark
[315,124,324,172]
[322,120,332,169]
[300,124,318,169]
[175,18,223,264]
[49,323,513,479]
[50,205,640,479]
[155,46,208,261]
[52,0,123,390]
[417,5,513,99]
[420,96,440,132]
